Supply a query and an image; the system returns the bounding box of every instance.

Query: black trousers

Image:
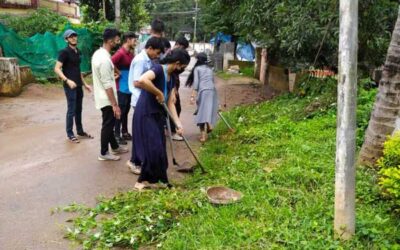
[114,91,131,137]
[101,106,119,155]
[170,94,181,133]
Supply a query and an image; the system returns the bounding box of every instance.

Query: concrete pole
[115,0,121,28]
[335,0,358,240]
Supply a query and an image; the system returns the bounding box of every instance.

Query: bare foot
[134,182,150,191]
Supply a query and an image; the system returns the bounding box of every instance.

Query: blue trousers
[64,85,84,137]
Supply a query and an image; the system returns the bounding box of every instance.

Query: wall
[38,0,79,18]
[221,42,235,71]
[19,65,35,85]
[0,57,22,96]
[267,65,289,92]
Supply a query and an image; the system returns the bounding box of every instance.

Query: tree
[79,0,149,32]
[359,7,400,167]
[334,0,357,240]
[199,0,397,70]
[146,0,199,40]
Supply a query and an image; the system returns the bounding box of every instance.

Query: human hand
[67,79,77,89]
[190,96,195,105]
[113,105,121,119]
[176,125,184,136]
[84,84,92,93]
[156,92,165,104]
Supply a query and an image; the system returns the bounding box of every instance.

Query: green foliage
[79,0,149,32]
[200,0,397,70]
[0,8,68,37]
[377,132,400,212]
[62,78,400,249]
[145,0,198,40]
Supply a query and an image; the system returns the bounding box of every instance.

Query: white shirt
[91,47,117,110]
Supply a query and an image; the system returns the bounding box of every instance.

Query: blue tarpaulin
[236,43,255,61]
[209,32,232,44]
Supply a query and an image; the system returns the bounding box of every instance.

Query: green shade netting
[0,23,95,78]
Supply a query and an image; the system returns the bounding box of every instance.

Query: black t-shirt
[57,46,83,86]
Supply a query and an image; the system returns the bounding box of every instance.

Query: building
[0,0,80,23]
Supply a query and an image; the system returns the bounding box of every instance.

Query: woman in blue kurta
[133,48,190,190]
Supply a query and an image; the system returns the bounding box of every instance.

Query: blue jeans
[64,85,84,137]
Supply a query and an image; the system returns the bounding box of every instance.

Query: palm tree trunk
[359,7,400,167]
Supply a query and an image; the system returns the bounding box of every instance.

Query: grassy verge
[61,78,399,249]
[216,66,255,80]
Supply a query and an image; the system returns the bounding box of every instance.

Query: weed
[61,78,399,249]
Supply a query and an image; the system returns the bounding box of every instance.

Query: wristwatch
[63,78,68,84]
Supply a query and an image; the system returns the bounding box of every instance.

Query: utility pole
[335,0,358,240]
[115,0,121,28]
[193,0,198,42]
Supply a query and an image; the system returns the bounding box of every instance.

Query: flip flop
[78,132,94,139]
[68,136,80,143]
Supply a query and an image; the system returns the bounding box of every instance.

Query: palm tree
[359,7,400,167]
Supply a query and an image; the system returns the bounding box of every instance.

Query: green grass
[61,80,400,249]
[216,67,255,80]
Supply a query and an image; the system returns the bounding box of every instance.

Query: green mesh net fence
[0,23,95,78]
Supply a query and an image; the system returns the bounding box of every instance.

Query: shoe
[127,160,141,175]
[171,133,184,141]
[116,136,128,145]
[98,153,120,161]
[110,146,129,155]
[122,132,132,140]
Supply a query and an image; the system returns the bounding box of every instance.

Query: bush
[0,8,68,37]
[377,132,400,212]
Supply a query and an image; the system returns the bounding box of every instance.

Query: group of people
[54,19,219,189]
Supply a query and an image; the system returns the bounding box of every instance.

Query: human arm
[54,61,76,89]
[80,73,92,92]
[99,61,121,119]
[190,68,200,104]
[136,70,164,103]
[190,89,198,105]
[168,88,183,135]
[111,50,122,79]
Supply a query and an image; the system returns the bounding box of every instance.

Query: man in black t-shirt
[54,29,93,143]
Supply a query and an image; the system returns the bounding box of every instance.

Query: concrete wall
[267,65,289,92]
[228,60,254,69]
[19,65,35,85]
[0,57,22,97]
[221,42,235,71]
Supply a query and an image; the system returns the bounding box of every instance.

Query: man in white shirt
[92,28,128,161]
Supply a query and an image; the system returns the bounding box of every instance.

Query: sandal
[68,136,80,143]
[78,132,94,139]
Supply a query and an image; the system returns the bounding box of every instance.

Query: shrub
[1,8,68,37]
[377,132,400,212]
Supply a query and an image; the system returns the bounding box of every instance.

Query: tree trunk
[359,7,400,167]
[334,0,358,240]
[115,0,121,28]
